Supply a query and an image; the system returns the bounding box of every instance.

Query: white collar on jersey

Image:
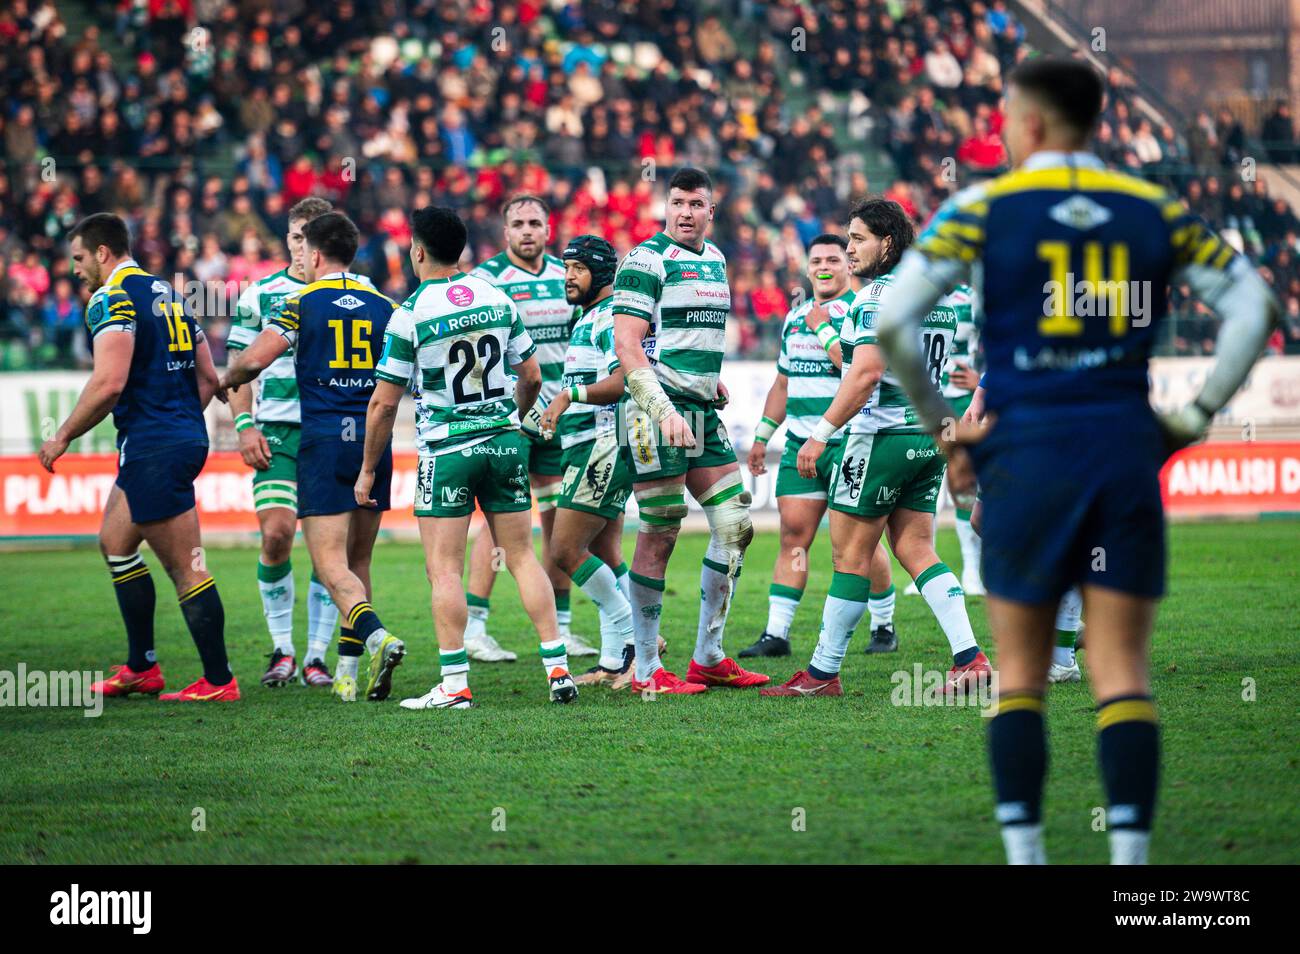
[314,271,364,283]
[1020,150,1106,171]
[102,258,142,289]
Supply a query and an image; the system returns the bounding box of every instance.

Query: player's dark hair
[302,212,360,267]
[668,166,712,195]
[411,205,468,265]
[1010,57,1105,137]
[288,196,332,224]
[69,213,131,257]
[848,198,914,274]
[501,194,550,220]
[808,233,848,252]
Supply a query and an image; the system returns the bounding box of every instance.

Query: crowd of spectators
[2,0,1300,371]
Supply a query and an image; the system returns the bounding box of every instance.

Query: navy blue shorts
[116,441,208,524]
[970,412,1166,604]
[297,439,392,518]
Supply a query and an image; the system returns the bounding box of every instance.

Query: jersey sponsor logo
[679,269,700,279]
[447,284,475,307]
[511,291,533,301]
[876,484,900,506]
[905,446,938,460]
[332,295,366,310]
[441,486,469,505]
[1048,194,1113,231]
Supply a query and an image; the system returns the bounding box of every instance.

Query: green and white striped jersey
[375,273,536,458]
[776,288,855,441]
[940,284,978,398]
[611,231,730,403]
[842,272,958,435]
[228,268,306,424]
[469,252,574,407]
[557,295,620,449]
[228,267,377,424]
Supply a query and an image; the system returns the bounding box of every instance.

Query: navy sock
[808,663,836,681]
[953,646,979,667]
[347,602,385,643]
[1097,696,1160,832]
[108,554,155,671]
[337,626,364,658]
[178,578,231,685]
[988,693,1047,828]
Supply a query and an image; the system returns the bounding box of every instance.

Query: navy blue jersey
[85,260,207,459]
[271,273,397,445]
[914,152,1241,432]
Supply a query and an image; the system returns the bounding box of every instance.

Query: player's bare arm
[220,327,290,391]
[749,372,788,476]
[513,353,542,418]
[613,312,694,448]
[797,341,883,479]
[225,352,270,470]
[195,336,224,409]
[355,379,404,508]
[540,367,625,439]
[39,331,134,472]
[805,302,844,369]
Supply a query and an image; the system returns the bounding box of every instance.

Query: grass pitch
[1,522,1297,864]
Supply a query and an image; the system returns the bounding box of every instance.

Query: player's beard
[853,251,887,281]
[510,239,543,268]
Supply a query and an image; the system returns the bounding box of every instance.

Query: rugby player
[40,213,238,702]
[221,212,403,704]
[875,57,1276,863]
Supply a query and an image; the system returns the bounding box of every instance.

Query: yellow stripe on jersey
[107,266,150,286]
[981,166,1169,203]
[298,278,398,307]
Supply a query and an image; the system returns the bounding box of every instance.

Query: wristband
[810,416,839,444]
[569,384,588,404]
[754,416,778,444]
[815,323,839,349]
[234,413,255,433]
[1192,396,1217,421]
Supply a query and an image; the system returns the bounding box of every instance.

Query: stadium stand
[2,0,1300,371]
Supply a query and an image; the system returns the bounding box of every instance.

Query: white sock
[1054,586,1083,666]
[539,638,569,678]
[306,574,337,662]
[1109,828,1151,865]
[336,656,359,680]
[809,572,871,677]
[694,542,738,667]
[556,609,573,639]
[258,561,295,656]
[615,564,631,603]
[630,570,664,681]
[465,597,489,641]
[868,583,895,629]
[764,585,801,640]
[1001,824,1047,865]
[440,647,470,693]
[917,563,978,660]
[955,515,982,577]
[572,557,633,670]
